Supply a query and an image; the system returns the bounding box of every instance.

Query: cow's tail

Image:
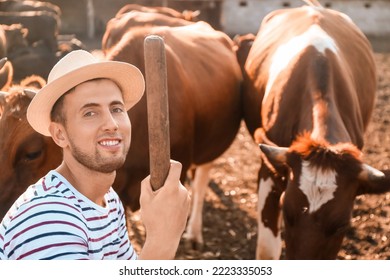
[302,0,322,7]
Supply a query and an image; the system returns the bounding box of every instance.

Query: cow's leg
[256,164,284,259]
[183,162,213,250]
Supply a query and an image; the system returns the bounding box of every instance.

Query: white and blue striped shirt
[0,170,137,260]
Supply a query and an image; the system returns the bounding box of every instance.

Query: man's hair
[50,88,73,124]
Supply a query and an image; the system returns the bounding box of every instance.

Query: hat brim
[27,61,145,136]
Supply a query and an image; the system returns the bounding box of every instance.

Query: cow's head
[259,133,390,259]
[0,83,62,219]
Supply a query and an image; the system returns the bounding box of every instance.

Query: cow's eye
[15,136,45,165]
[25,150,43,162]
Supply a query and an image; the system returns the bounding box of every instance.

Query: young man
[0,50,190,260]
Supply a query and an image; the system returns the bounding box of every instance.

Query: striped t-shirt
[0,170,137,260]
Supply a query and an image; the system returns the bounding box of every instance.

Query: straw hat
[27,50,145,136]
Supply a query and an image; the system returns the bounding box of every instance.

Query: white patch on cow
[311,100,327,141]
[305,5,323,14]
[299,160,338,213]
[264,24,338,104]
[184,162,213,246]
[11,105,21,114]
[256,177,282,259]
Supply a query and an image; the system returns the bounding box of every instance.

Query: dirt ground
[123,51,390,260]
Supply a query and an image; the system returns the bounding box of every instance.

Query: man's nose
[102,111,119,131]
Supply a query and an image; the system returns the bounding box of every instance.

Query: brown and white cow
[0,20,243,252]
[242,1,390,259]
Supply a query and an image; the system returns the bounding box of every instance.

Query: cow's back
[244,6,376,146]
[102,11,193,52]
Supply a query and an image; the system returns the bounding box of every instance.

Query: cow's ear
[357,164,390,195]
[259,144,289,176]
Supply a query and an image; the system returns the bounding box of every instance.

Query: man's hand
[138,160,191,260]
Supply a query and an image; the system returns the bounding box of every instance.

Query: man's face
[60,79,131,173]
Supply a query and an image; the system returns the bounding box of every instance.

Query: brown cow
[0,21,243,253]
[0,76,62,217]
[102,10,194,52]
[106,21,243,248]
[114,3,200,21]
[242,1,390,259]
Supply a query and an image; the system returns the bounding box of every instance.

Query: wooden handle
[144,35,170,191]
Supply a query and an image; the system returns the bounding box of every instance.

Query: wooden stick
[144,35,171,191]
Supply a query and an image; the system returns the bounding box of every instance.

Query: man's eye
[84,111,95,117]
[112,107,124,113]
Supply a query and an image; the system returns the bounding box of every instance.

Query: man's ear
[49,122,67,148]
